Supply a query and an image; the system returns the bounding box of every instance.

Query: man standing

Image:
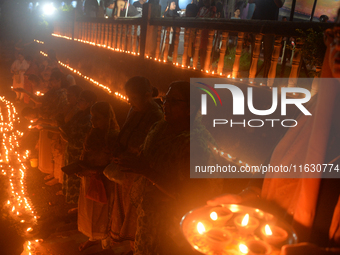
[133,0,147,16]
[250,0,284,77]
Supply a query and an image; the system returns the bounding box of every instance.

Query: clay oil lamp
[261,224,288,245]
[206,228,232,251]
[209,207,233,226]
[234,214,260,235]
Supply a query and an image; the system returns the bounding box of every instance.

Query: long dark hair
[84,102,120,151]
[91,101,120,131]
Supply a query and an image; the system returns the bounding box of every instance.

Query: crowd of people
[7,7,340,255]
[11,45,223,254]
[79,0,333,22]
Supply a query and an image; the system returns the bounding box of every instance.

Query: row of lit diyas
[52,32,231,77]
[52,34,141,57]
[0,97,42,255]
[51,34,280,85]
[0,96,19,132]
[33,39,44,44]
[39,51,48,57]
[38,50,130,103]
[191,207,288,255]
[50,33,72,40]
[213,147,251,168]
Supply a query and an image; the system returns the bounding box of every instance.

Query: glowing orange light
[210,211,218,221]
[265,224,272,235]
[197,222,206,234]
[241,214,249,226]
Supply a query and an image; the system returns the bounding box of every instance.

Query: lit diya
[242,240,272,255]
[261,224,288,245]
[209,207,233,226]
[196,221,213,235]
[234,214,260,235]
[205,228,232,250]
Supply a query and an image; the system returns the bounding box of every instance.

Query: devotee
[230,8,241,19]
[14,70,68,118]
[15,71,69,178]
[133,0,147,16]
[77,102,120,251]
[184,2,198,66]
[23,56,39,104]
[185,1,198,17]
[60,90,97,205]
[118,81,223,255]
[250,0,284,78]
[57,85,83,127]
[163,0,179,17]
[207,9,340,254]
[197,0,216,69]
[104,76,163,253]
[27,74,45,96]
[11,52,29,102]
[163,1,180,58]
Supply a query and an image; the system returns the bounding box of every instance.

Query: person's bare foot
[67,207,78,214]
[45,178,59,186]
[79,239,100,251]
[44,174,54,181]
[56,190,63,196]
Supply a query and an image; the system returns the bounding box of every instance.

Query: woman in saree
[60,90,97,204]
[14,70,69,177]
[77,102,120,251]
[105,76,163,252]
[119,81,223,255]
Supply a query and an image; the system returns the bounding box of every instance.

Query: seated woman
[119,81,223,255]
[77,102,120,251]
[106,76,163,252]
[208,9,340,254]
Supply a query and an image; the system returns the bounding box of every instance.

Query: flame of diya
[261,224,288,245]
[209,207,233,226]
[234,214,260,235]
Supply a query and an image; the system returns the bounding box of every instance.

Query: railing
[53,16,143,53]
[52,5,333,87]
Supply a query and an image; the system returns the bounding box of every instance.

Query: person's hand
[324,28,334,48]
[281,243,328,255]
[13,87,26,93]
[115,156,149,175]
[207,187,261,206]
[35,119,44,125]
[32,124,43,130]
[207,193,243,206]
[76,168,96,177]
